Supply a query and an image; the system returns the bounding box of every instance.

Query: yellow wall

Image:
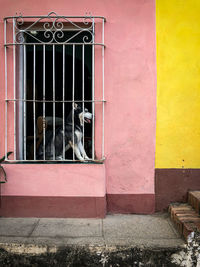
[156,0,200,168]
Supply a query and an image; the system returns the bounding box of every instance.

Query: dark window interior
[25,31,93,160]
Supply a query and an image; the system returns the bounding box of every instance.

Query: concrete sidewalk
[0,213,186,266]
[0,213,184,247]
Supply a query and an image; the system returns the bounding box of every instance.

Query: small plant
[0,152,12,184]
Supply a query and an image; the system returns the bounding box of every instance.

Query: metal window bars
[4,12,106,162]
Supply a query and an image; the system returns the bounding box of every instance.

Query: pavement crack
[28,219,40,237]
[101,219,105,241]
[166,217,181,238]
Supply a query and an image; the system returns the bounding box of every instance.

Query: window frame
[4,12,106,163]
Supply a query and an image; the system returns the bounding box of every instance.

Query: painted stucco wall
[0,0,157,216]
[155,0,200,211]
[156,0,200,168]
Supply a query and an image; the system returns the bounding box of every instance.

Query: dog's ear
[74,103,78,110]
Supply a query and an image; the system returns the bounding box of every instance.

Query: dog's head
[67,103,92,126]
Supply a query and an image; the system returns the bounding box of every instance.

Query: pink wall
[0,0,156,216]
[2,164,105,197]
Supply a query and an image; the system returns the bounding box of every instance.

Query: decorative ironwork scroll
[13,12,95,44]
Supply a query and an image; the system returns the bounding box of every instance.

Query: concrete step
[188,190,200,214]
[169,202,200,240]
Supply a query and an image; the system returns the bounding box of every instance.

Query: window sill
[3,160,104,165]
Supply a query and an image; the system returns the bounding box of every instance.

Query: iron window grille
[4,12,105,162]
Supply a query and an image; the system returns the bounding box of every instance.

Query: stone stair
[169,191,200,240]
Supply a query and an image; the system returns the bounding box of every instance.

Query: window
[4,12,105,162]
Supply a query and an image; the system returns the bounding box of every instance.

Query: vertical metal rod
[82,45,85,158]
[23,45,27,160]
[13,18,16,160]
[72,44,75,160]
[18,45,24,160]
[33,45,36,160]
[92,18,95,160]
[102,19,105,159]
[43,45,46,160]
[63,45,65,159]
[53,44,55,160]
[4,19,7,160]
